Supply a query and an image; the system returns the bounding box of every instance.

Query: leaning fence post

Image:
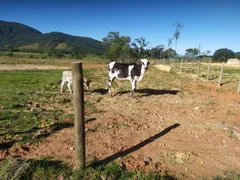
[72,62,86,169]
[218,62,224,88]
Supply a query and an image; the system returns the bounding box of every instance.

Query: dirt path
[1,64,240,179]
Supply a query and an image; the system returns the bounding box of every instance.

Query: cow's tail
[58,79,62,84]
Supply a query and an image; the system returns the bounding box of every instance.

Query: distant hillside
[0,20,106,54]
[0,20,42,48]
[235,52,240,58]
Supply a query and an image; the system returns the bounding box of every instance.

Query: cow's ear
[149,61,153,65]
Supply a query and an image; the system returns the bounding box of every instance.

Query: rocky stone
[144,156,152,164]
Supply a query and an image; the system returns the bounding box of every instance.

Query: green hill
[0,20,106,54]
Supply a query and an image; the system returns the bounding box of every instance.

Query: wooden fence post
[218,62,224,88]
[185,60,187,72]
[207,59,211,80]
[180,59,183,72]
[72,62,86,169]
[191,59,194,71]
[237,77,240,94]
[197,60,201,77]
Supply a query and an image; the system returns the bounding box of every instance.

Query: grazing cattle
[108,59,151,96]
[59,71,92,93]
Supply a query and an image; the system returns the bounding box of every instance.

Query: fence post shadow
[90,123,180,167]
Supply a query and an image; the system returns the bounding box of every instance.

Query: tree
[167,38,173,59]
[206,50,211,56]
[150,45,165,59]
[45,47,56,58]
[162,48,177,59]
[212,48,235,62]
[173,22,184,53]
[132,37,149,58]
[185,48,199,58]
[102,31,131,62]
[71,46,85,59]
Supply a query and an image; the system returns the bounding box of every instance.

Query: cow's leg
[67,82,72,93]
[60,80,65,93]
[108,77,115,96]
[131,79,136,97]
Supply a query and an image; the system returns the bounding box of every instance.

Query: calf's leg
[67,82,72,93]
[60,81,65,93]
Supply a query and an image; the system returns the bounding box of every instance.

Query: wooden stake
[197,60,201,77]
[207,59,211,80]
[180,59,183,72]
[72,62,86,169]
[237,78,240,94]
[218,62,224,88]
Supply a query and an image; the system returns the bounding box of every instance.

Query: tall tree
[206,50,211,56]
[150,45,165,59]
[173,22,184,53]
[102,31,131,62]
[162,48,177,59]
[185,48,199,58]
[167,38,173,58]
[132,37,149,58]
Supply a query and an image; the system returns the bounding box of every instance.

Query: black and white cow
[108,59,151,96]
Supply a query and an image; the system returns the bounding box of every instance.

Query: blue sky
[1,0,240,55]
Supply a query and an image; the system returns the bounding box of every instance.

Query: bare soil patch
[1,64,240,179]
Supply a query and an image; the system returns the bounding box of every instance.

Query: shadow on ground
[91,88,179,97]
[91,123,180,167]
[116,88,179,97]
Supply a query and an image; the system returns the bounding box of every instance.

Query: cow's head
[141,59,152,70]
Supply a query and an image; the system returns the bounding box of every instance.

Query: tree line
[2,19,239,62]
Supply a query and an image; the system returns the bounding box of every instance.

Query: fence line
[157,58,240,93]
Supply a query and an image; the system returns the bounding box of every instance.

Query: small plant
[227,109,236,116]
[228,129,238,140]
[213,171,240,180]
[207,98,217,105]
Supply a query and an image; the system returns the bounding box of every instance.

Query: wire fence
[155,58,240,93]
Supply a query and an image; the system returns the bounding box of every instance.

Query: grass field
[0,52,106,65]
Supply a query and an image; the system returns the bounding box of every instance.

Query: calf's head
[141,59,152,70]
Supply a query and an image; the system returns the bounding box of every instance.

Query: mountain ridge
[0,20,105,54]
